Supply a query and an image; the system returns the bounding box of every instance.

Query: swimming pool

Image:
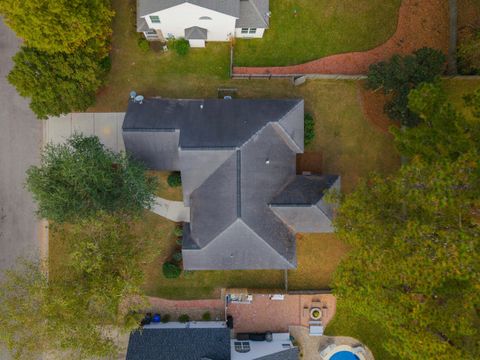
[329,351,360,360]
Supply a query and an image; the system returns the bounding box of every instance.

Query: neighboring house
[137,0,270,46]
[126,321,299,360]
[122,98,340,270]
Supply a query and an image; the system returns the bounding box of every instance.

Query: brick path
[233,0,449,76]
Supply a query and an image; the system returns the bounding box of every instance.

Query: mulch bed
[296,152,323,174]
[234,0,449,75]
[359,83,399,134]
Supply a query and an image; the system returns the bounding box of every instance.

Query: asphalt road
[0,19,42,275]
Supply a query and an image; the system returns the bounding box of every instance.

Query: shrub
[137,37,150,52]
[162,262,181,279]
[167,172,182,187]
[366,47,446,127]
[458,27,480,75]
[161,314,171,323]
[202,312,211,321]
[170,38,190,56]
[173,226,183,237]
[172,251,183,262]
[304,113,315,146]
[178,314,190,323]
[176,237,183,246]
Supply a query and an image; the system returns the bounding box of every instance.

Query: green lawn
[325,302,396,360]
[234,0,402,67]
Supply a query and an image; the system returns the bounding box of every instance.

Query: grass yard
[149,171,183,201]
[234,0,402,67]
[325,302,396,360]
[288,234,350,290]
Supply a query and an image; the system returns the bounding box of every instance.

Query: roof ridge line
[276,100,304,151]
[247,0,269,28]
[239,218,295,268]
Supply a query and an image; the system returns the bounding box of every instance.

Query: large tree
[332,155,480,359]
[0,214,157,359]
[332,85,480,359]
[0,0,113,54]
[366,47,446,127]
[391,82,480,161]
[7,47,110,119]
[26,134,157,223]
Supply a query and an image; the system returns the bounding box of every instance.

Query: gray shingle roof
[138,0,240,17]
[236,0,270,28]
[122,98,339,270]
[126,327,231,360]
[270,175,338,206]
[137,17,150,32]
[270,175,340,233]
[255,348,300,360]
[185,26,208,40]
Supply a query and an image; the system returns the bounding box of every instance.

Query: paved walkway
[233,0,449,76]
[151,196,190,222]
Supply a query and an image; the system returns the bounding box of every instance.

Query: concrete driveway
[0,19,42,275]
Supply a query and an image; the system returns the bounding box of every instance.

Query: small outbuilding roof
[185,26,208,40]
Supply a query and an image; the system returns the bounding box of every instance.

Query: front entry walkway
[151,196,190,222]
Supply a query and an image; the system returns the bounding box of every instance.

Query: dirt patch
[359,85,399,134]
[234,0,449,75]
[296,152,323,174]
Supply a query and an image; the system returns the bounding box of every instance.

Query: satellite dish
[130,91,137,99]
[134,95,144,104]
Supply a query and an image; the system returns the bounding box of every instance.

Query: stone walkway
[233,0,449,76]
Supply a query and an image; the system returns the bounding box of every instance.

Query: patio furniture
[270,294,285,300]
[309,325,324,336]
[311,301,322,308]
[303,306,309,317]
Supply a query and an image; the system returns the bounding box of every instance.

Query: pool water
[330,351,360,360]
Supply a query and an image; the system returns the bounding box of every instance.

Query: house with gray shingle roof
[122,98,339,270]
[137,0,270,46]
[126,322,299,360]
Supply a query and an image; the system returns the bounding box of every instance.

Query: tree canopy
[26,134,157,223]
[332,85,480,359]
[0,0,113,54]
[0,214,157,359]
[8,47,109,119]
[366,48,446,127]
[391,82,480,161]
